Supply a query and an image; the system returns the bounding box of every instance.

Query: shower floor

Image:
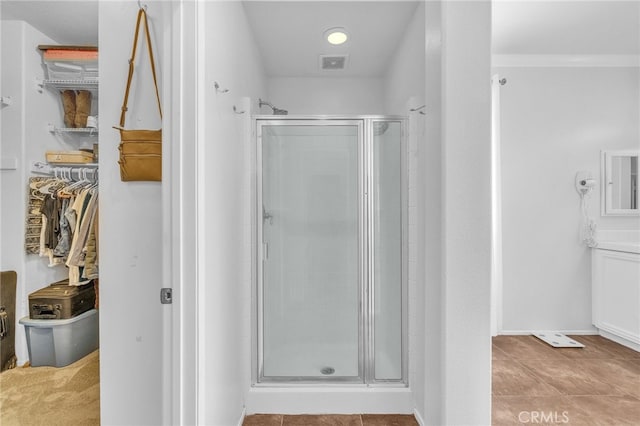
[263,341,359,379]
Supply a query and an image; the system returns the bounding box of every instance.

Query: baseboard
[498,329,597,336]
[413,408,425,426]
[237,407,246,426]
[598,330,640,352]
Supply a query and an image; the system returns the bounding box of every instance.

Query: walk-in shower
[255,117,407,385]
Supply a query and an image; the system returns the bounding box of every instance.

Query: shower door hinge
[160,288,173,304]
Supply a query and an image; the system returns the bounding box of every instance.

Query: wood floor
[243,414,418,426]
[245,335,639,425]
[493,334,640,425]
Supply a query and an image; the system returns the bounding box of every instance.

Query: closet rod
[31,161,98,180]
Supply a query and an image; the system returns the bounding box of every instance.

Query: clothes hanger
[57,172,76,198]
[59,168,88,195]
[86,169,99,191]
[78,170,94,190]
[38,177,62,195]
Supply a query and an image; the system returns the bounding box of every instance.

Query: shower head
[259,98,288,115]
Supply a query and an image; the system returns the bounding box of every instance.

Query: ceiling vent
[320,54,349,70]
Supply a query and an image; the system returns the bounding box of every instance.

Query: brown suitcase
[29,279,95,320]
[1,271,18,372]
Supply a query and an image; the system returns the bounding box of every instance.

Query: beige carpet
[0,350,100,426]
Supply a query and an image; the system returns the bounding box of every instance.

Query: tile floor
[243,335,639,426]
[243,414,418,426]
[493,334,640,425]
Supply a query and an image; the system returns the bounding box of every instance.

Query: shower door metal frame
[254,116,408,386]
[366,118,409,386]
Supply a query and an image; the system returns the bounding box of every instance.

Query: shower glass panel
[372,121,403,381]
[259,122,362,380]
[257,117,406,385]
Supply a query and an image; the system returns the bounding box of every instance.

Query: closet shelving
[47,125,98,136]
[42,79,98,92]
[31,161,98,176]
[41,78,99,135]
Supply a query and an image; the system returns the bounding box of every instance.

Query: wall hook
[410,105,426,115]
[233,106,245,114]
[137,0,147,11]
[499,78,507,86]
[214,82,229,94]
[35,78,44,93]
[0,96,13,107]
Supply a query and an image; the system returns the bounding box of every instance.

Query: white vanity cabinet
[592,243,640,350]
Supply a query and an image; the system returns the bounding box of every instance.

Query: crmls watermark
[518,411,570,424]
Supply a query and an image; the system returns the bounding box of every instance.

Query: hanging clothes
[83,207,99,280]
[25,177,48,254]
[25,171,99,285]
[66,188,98,285]
[53,198,72,257]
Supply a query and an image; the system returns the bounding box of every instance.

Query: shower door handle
[263,242,269,260]
[263,206,274,225]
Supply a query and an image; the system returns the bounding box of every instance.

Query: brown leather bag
[115,8,162,182]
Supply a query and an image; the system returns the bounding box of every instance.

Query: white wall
[378,0,429,421]
[198,1,267,424]
[0,20,69,366]
[98,2,170,424]
[441,1,492,424]
[168,1,198,424]
[417,0,443,423]
[497,66,640,333]
[383,1,492,423]
[383,1,425,116]
[266,77,384,115]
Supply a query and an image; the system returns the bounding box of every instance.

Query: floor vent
[320,54,348,70]
[533,332,585,348]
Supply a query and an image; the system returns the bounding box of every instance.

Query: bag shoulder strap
[119,8,162,128]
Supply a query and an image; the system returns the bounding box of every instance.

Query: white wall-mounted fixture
[576,171,597,247]
[324,27,348,45]
[575,171,596,195]
[0,96,13,106]
[214,81,229,94]
[31,161,53,175]
[35,78,44,93]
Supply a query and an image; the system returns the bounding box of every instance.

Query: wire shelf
[43,79,99,91]
[50,126,99,135]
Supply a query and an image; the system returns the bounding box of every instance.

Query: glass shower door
[371,120,404,381]
[258,121,363,381]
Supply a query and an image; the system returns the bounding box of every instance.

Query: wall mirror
[601,150,639,216]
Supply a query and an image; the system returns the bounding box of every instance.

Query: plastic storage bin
[42,48,99,80]
[19,309,99,367]
[45,60,99,81]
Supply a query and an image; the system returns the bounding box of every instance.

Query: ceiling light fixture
[325,27,348,45]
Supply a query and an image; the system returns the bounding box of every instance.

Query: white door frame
[490,74,504,337]
[168,1,199,424]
